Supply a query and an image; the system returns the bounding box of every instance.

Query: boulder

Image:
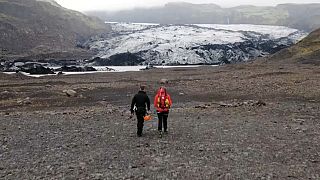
[83,66,97,71]
[257,100,267,106]
[140,65,157,71]
[105,67,116,71]
[17,97,32,105]
[20,63,54,74]
[63,90,77,97]
[0,91,15,99]
[160,78,169,84]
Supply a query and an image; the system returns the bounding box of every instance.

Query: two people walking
[130,85,172,137]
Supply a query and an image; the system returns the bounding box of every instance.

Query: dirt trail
[1,63,320,179]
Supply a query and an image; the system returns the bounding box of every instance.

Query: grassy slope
[270,28,320,64]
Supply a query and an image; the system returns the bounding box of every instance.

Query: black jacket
[131,91,150,113]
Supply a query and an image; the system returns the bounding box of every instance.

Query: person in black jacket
[130,85,151,137]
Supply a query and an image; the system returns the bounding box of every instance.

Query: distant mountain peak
[87,3,320,32]
[164,2,221,8]
[35,0,60,7]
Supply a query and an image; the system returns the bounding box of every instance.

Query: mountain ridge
[0,0,111,60]
[86,2,320,32]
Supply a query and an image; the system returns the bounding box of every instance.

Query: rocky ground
[0,61,320,179]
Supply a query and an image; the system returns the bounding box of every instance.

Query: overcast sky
[55,0,320,11]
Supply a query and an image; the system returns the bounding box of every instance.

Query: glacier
[86,23,307,65]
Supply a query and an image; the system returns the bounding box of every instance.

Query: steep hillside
[90,2,226,25]
[0,0,111,60]
[270,28,320,65]
[228,5,288,25]
[87,2,320,32]
[277,4,320,31]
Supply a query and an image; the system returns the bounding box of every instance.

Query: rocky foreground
[0,61,319,179]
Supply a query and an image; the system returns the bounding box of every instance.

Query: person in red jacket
[154,87,172,137]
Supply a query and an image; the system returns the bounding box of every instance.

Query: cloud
[55,0,320,11]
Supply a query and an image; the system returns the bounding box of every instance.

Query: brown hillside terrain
[0,0,110,60]
[270,28,320,65]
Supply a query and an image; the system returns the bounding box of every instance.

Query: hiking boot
[158,131,163,138]
[164,130,168,134]
[137,133,142,137]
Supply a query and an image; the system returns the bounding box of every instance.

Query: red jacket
[154,87,172,113]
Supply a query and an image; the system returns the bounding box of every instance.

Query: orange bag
[144,115,152,121]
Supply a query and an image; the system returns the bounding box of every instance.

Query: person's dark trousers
[136,112,145,136]
[157,112,169,132]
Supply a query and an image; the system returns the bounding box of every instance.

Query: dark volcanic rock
[92,53,145,66]
[20,63,54,74]
[55,66,97,72]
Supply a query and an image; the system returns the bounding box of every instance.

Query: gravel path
[1,63,320,179]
